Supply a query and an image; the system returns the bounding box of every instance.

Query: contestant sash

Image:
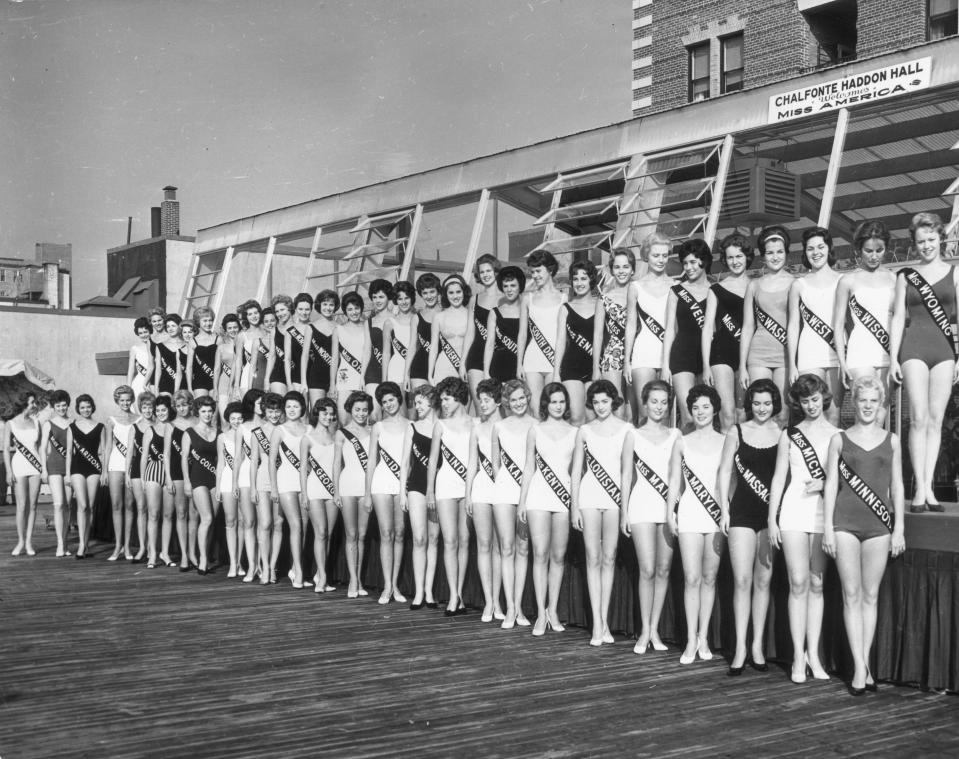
[411,435,430,472]
[734,454,770,503]
[681,459,722,526]
[674,286,705,330]
[391,333,407,359]
[195,350,215,381]
[441,443,467,481]
[495,325,518,356]
[242,440,252,459]
[637,306,665,342]
[135,360,149,379]
[585,444,621,505]
[604,301,625,344]
[417,320,431,352]
[380,446,401,480]
[478,449,495,480]
[535,450,570,506]
[310,333,333,367]
[848,296,890,353]
[565,319,593,356]
[788,427,825,482]
[799,299,835,350]
[274,339,285,362]
[634,453,669,503]
[308,453,336,495]
[439,334,462,371]
[474,311,488,342]
[161,352,177,382]
[253,428,270,463]
[500,447,523,487]
[838,456,893,532]
[341,429,369,472]
[718,302,742,340]
[901,268,958,358]
[280,441,300,470]
[370,328,383,369]
[50,431,69,461]
[753,300,787,346]
[528,318,556,365]
[13,433,41,473]
[113,432,128,458]
[340,347,363,378]
[222,362,232,378]
[223,448,235,471]
[258,341,270,359]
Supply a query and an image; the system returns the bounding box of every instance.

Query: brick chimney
[161,186,180,236]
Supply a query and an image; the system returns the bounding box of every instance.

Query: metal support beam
[178,249,202,315]
[398,204,424,283]
[461,189,491,280]
[255,237,277,305]
[818,108,850,228]
[704,134,735,246]
[210,246,234,318]
[300,227,324,291]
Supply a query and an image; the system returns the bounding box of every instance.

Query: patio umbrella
[0,360,56,420]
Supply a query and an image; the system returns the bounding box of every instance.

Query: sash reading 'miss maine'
[753,300,787,346]
[674,286,705,330]
[902,268,958,358]
[536,450,570,506]
[848,295,890,353]
[584,444,620,505]
[799,299,835,350]
[838,456,893,532]
[681,459,722,526]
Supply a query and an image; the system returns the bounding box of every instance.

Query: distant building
[0,246,72,309]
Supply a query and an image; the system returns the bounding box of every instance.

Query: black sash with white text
[280,441,300,470]
[787,427,825,482]
[848,295,890,353]
[441,443,467,482]
[380,446,401,481]
[253,427,270,456]
[536,451,570,507]
[901,267,957,358]
[500,447,523,487]
[340,346,363,377]
[195,348,215,381]
[734,454,770,503]
[311,333,333,367]
[528,318,556,365]
[391,333,407,359]
[638,306,665,342]
[585,444,621,505]
[113,432,128,458]
[754,300,787,346]
[478,449,495,480]
[799,299,835,350]
[224,448,235,470]
[674,285,705,330]
[309,453,336,495]
[14,431,41,473]
[634,453,669,503]
[50,431,68,461]
[439,334,462,371]
[681,459,722,526]
[341,429,368,472]
[838,457,893,533]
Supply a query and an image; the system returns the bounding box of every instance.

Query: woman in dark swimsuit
[266,295,294,394]
[484,265,524,383]
[553,260,598,426]
[154,314,184,395]
[468,254,502,406]
[407,273,441,392]
[306,290,338,406]
[181,395,219,575]
[188,307,219,397]
[67,394,108,559]
[364,279,394,419]
[40,389,73,557]
[165,390,196,570]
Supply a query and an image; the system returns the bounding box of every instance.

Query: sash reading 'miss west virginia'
[681,459,722,527]
[308,452,336,495]
[902,267,958,358]
[848,295,890,353]
[799,299,835,350]
[838,456,893,533]
[340,428,369,472]
[536,449,570,507]
[754,299,787,346]
[674,285,706,330]
[585,443,620,506]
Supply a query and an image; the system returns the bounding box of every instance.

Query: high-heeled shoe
[679,648,696,664]
[11,543,24,557]
[443,606,459,617]
[848,683,866,696]
[197,567,210,576]
[425,601,438,609]
[790,665,807,684]
[696,638,713,661]
[589,635,603,647]
[25,546,36,556]
[728,663,745,677]
[347,589,359,599]
[392,589,408,603]
[179,564,192,572]
[805,653,830,680]
[409,600,424,610]
[748,657,768,672]
[501,613,516,630]
[378,590,392,605]
[546,613,565,632]
[107,548,122,561]
[531,618,548,637]
[651,640,668,652]
[865,669,878,692]
[633,640,648,655]
[158,553,175,567]
[927,501,944,513]
[602,626,615,645]
[481,607,494,623]
[516,615,531,628]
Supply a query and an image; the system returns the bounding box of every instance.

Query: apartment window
[720,34,744,93]
[929,0,959,39]
[688,42,710,102]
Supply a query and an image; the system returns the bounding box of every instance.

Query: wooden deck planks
[1,505,958,759]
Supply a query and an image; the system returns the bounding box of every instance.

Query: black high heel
[748,658,769,673]
[727,664,745,677]
[848,683,866,696]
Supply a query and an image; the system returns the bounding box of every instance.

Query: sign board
[768,57,932,123]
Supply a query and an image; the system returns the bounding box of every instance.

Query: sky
[0,0,630,300]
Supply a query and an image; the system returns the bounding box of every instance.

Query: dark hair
[718,233,754,267]
[434,376,469,406]
[155,394,175,420]
[476,378,502,404]
[440,274,472,308]
[473,253,502,281]
[345,390,373,414]
[609,249,636,273]
[309,397,337,425]
[368,279,394,301]
[342,291,364,314]
[801,227,836,268]
[179,318,196,333]
[569,259,599,291]
[223,401,245,421]
[375,381,403,405]
[392,280,416,304]
[293,292,314,311]
[50,389,71,407]
[527,250,559,277]
[241,389,264,421]
[221,313,240,331]
[788,373,833,415]
[853,220,891,252]
[75,394,96,413]
[496,265,526,293]
[134,316,151,335]
[314,289,340,313]
[261,307,275,322]
[415,272,441,295]
[195,395,217,412]
[282,391,306,417]
[743,378,782,420]
[641,379,673,406]
[13,391,37,415]
[164,313,182,326]
[586,379,624,411]
[262,392,284,411]
[757,225,791,254]
[679,238,712,274]
[685,383,721,417]
[539,381,571,421]
[237,299,261,330]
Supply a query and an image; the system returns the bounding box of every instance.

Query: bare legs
[527,510,569,634]
[709,364,741,432]
[277,493,303,586]
[728,527,774,668]
[407,493,438,605]
[340,496,370,596]
[307,498,335,591]
[107,471,131,559]
[255,488,273,582]
[238,487,257,581]
[48,474,70,556]
[71,474,99,557]
[781,531,828,679]
[901,360,952,507]
[472,501,497,619]
[12,474,40,555]
[372,494,406,602]
[144,481,163,565]
[494,502,528,626]
[563,380,588,427]
[193,487,220,572]
[671,371,697,428]
[582,509,619,644]
[221,490,239,576]
[172,481,191,569]
[130,480,147,560]
[678,531,725,662]
[630,522,674,650]
[437,498,467,612]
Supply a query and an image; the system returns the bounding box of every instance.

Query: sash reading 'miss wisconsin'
[848,295,890,353]
[681,458,722,526]
[902,267,958,358]
[838,456,893,532]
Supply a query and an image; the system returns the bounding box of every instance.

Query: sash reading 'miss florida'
[902,267,958,358]
[799,299,835,349]
[681,458,722,526]
[849,295,890,353]
[838,456,893,532]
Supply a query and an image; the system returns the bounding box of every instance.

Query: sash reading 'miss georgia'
[308,452,336,495]
[848,295,890,353]
[902,267,958,358]
[681,458,722,526]
[838,456,893,533]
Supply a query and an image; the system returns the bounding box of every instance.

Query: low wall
[0,307,136,416]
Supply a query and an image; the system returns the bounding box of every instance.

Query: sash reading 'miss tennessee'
[902,268,958,358]
[674,285,705,330]
[848,295,890,353]
[838,456,893,533]
[536,450,570,507]
[754,300,787,346]
[681,459,722,526]
[799,299,835,349]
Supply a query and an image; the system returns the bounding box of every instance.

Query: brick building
[632,0,956,117]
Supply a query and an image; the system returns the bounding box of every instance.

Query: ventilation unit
[720,159,801,226]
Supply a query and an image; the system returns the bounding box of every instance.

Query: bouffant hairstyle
[344,390,373,414]
[586,379,624,411]
[526,250,559,277]
[801,226,836,268]
[679,238,712,274]
[434,377,469,407]
[440,274,472,309]
[341,291,364,314]
[788,373,832,415]
[375,381,403,405]
[539,381,571,421]
[743,378,782,420]
[476,378,502,405]
[718,233,754,267]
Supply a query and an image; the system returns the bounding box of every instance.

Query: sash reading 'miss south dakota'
[528,318,555,365]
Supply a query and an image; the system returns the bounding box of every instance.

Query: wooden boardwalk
[1,504,957,759]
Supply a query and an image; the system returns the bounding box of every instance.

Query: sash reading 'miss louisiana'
[585,443,621,505]
[681,458,722,526]
[838,456,893,532]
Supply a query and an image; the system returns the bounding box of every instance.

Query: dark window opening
[688,42,710,102]
[720,33,744,94]
[929,0,959,39]
[803,0,858,68]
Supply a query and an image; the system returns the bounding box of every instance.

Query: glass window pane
[539,162,629,193]
[930,0,957,16]
[722,35,743,71]
[349,209,413,234]
[531,231,612,256]
[534,195,620,226]
[691,44,709,78]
